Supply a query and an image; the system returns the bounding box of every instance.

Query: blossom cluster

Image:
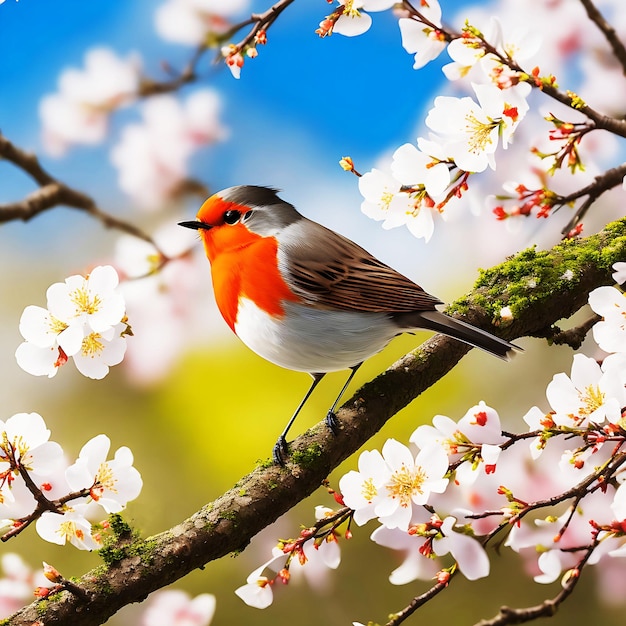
[0,553,214,625]
[110,90,227,209]
[0,411,142,550]
[15,265,129,380]
[39,0,240,207]
[235,269,626,610]
[356,5,535,240]
[235,505,343,609]
[323,0,625,243]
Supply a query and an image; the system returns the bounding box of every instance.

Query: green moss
[291,443,323,467]
[133,538,159,566]
[36,600,48,616]
[220,510,239,526]
[97,514,156,567]
[203,519,217,532]
[99,544,128,566]
[108,513,132,538]
[447,218,626,320]
[408,346,429,365]
[88,563,109,579]
[98,537,159,567]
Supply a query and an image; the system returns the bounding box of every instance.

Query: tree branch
[579,0,626,75]
[473,535,599,626]
[5,217,625,625]
[0,134,158,246]
[557,163,626,234]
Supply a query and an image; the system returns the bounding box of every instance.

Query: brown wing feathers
[279,219,442,313]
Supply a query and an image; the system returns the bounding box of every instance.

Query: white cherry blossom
[391,140,451,198]
[40,48,141,156]
[359,168,437,241]
[443,17,541,85]
[339,448,390,525]
[546,353,625,427]
[46,265,125,334]
[375,439,449,531]
[588,286,626,353]
[613,262,626,285]
[234,553,286,609]
[36,506,101,551]
[0,413,63,477]
[398,1,446,69]
[111,90,227,208]
[425,82,530,172]
[65,434,142,514]
[411,402,505,483]
[432,516,490,580]
[15,266,128,379]
[72,323,128,380]
[370,512,439,584]
[333,0,395,37]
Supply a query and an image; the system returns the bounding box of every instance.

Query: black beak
[178,220,211,230]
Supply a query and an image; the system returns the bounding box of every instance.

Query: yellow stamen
[360,477,377,502]
[81,333,104,358]
[386,464,426,508]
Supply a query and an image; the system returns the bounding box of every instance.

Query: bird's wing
[278,218,442,313]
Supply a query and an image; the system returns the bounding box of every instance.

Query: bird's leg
[273,372,325,465]
[325,363,362,434]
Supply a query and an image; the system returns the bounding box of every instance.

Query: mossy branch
[5,217,625,626]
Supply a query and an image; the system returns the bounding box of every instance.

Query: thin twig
[535,314,602,349]
[557,163,626,234]
[579,0,626,75]
[218,0,296,59]
[139,44,209,96]
[473,535,599,626]
[0,134,159,246]
[386,575,456,626]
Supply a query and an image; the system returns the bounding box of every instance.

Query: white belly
[234,298,397,373]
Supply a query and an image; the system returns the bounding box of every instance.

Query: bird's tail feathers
[399,310,521,360]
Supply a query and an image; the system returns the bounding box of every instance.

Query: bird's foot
[325,410,339,434]
[272,436,289,465]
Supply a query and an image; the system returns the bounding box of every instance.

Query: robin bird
[179,185,520,464]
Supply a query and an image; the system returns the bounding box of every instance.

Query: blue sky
[0,1,445,181]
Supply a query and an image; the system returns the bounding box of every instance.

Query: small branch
[208,0,296,62]
[557,163,626,234]
[400,0,459,42]
[473,536,599,626]
[139,44,209,96]
[579,0,626,75]
[386,575,455,626]
[453,21,626,138]
[533,314,602,349]
[0,134,159,247]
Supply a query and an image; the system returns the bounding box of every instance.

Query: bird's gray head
[179,185,302,236]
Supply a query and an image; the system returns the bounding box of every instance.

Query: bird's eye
[223,210,242,225]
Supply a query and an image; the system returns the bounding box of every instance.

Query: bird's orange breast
[203,226,301,332]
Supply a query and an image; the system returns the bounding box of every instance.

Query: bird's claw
[272,436,289,465]
[325,410,339,434]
